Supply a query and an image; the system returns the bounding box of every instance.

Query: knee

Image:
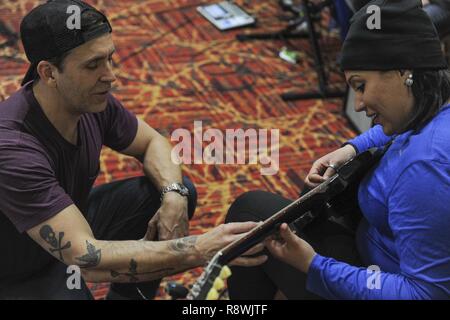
[182,176,197,219]
[225,190,271,223]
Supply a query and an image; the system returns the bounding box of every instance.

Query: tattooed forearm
[39,225,71,262]
[168,235,198,252]
[75,240,101,268]
[110,259,174,282]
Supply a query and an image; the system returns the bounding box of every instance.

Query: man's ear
[36,61,57,88]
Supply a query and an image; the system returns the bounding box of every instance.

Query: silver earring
[405,74,414,87]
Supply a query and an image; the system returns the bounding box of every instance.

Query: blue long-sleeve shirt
[306,106,450,299]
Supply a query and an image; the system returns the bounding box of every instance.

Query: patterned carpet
[0,0,357,299]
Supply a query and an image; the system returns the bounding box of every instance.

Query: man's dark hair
[46,50,72,73]
[407,69,450,132]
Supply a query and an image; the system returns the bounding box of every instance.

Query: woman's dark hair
[34,9,106,81]
[405,69,450,132]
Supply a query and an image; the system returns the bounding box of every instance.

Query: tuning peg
[213,277,225,291]
[219,266,232,280]
[206,288,219,300]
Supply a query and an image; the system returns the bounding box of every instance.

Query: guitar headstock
[205,265,232,300]
[187,252,232,300]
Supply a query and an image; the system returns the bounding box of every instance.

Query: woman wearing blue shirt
[226,0,450,299]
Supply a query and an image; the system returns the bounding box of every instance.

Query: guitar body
[300,148,379,234]
[188,145,388,300]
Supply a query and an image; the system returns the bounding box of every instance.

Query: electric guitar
[187,145,387,300]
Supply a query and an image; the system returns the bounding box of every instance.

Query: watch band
[160,182,189,201]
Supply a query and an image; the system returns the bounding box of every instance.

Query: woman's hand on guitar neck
[305,144,357,187]
[264,223,316,274]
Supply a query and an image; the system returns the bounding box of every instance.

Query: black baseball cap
[20,0,112,86]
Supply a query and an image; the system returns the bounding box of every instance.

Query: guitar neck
[218,176,340,265]
[217,146,384,265]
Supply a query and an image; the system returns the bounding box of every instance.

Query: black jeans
[225,190,362,300]
[0,176,197,300]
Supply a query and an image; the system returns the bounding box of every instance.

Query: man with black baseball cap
[0,0,266,299]
[20,0,112,86]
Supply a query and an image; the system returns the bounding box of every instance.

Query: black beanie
[340,0,448,71]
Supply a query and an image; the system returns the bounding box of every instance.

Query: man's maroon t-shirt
[0,82,138,234]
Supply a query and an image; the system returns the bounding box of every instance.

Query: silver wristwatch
[160,182,189,201]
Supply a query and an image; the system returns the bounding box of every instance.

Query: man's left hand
[146,192,189,241]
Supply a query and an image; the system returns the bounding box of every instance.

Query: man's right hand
[195,222,267,267]
[305,144,357,188]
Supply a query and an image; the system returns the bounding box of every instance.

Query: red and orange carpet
[0,0,357,299]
